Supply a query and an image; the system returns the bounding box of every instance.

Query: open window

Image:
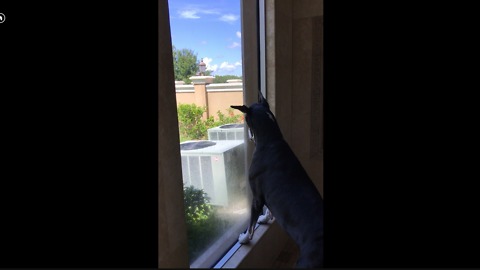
[159,0,323,267]
[167,0,251,267]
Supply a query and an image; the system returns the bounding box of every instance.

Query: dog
[231,91,324,268]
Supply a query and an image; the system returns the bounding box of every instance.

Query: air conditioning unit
[208,123,244,141]
[180,140,245,207]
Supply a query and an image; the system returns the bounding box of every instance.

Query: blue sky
[168,0,242,76]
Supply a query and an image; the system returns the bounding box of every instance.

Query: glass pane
[167,0,247,265]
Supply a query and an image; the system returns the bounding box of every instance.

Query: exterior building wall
[175,78,244,120]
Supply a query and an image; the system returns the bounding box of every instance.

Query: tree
[173,46,198,83]
[213,75,242,83]
[173,46,214,83]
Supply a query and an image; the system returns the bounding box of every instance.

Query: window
[160,0,323,267]
[167,0,250,266]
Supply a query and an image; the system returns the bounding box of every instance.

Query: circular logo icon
[0,13,5,23]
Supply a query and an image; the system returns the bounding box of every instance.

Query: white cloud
[209,64,218,72]
[178,7,219,19]
[177,6,238,25]
[219,61,238,72]
[228,42,241,49]
[202,9,220,15]
[202,58,241,74]
[179,10,200,19]
[203,57,213,65]
[203,57,217,72]
[219,14,239,23]
[236,31,241,38]
[200,40,207,45]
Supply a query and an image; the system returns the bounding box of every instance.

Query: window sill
[190,219,248,268]
[214,218,292,268]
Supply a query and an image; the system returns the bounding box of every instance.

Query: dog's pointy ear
[231,105,249,113]
[258,89,265,103]
[258,90,270,108]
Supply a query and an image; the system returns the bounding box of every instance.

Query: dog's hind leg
[257,207,273,224]
[238,199,264,244]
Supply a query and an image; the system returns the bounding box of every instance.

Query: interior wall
[266,0,324,196]
[211,1,324,267]
[158,0,189,267]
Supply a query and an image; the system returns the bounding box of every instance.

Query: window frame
[189,0,267,266]
[212,0,295,266]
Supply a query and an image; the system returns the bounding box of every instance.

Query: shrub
[216,108,243,126]
[183,185,221,262]
[177,104,208,142]
[212,75,242,83]
[177,104,243,142]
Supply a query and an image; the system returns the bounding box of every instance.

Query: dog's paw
[257,214,270,224]
[238,232,250,244]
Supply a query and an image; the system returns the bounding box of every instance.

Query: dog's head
[231,91,283,144]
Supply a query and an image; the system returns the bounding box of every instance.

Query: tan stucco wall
[175,92,196,105]
[175,80,244,120]
[207,91,244,119]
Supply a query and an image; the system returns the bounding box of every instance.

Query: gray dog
[231,91,324,268]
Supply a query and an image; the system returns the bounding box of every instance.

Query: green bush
[183,185,222,262]
[184,185,215,224]
[177,103,243,142]
[215,108,243,126]
[177,104,208,142]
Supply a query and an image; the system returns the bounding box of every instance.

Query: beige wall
[175,92,196,105]
[207,91,244,118]
[175,80,244,120]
